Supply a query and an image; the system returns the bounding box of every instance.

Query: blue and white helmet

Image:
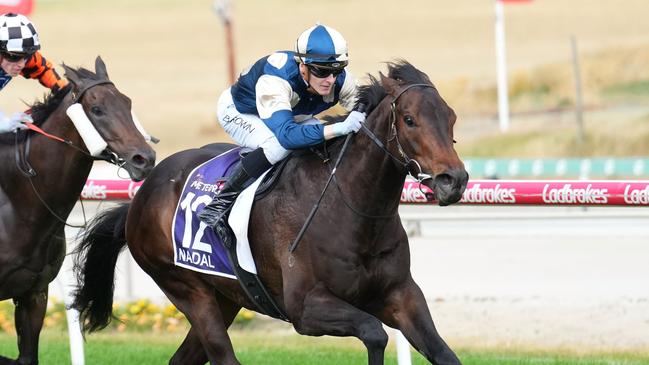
[0,13,40,54]
[295,24,348,68]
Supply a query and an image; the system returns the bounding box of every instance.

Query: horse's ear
[62,63,81,88]
[95,56,109,80]
[379,72,400,96]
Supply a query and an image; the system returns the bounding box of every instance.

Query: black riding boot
[198,147,272,233]
[198,162,253,228]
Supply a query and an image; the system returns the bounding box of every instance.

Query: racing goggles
[307,63,346,78]
[1,51,32,62]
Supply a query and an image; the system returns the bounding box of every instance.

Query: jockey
[0,13,67,133]
[199,24,365,231]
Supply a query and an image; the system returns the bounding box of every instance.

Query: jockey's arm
[256,75,326,149]
[21,52,68,92]
[256,71,363,148]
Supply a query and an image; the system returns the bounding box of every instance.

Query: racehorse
[0,56,155,365]
[72,60,468,365]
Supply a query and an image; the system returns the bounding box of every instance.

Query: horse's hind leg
[376,278,461,365]
[289,282,388,365]
[11,289,48,365]
[162,279,242,365]
[169,327,207,365]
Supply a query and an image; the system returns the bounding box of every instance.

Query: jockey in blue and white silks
[199,24,365,238]
[225,50,357,156]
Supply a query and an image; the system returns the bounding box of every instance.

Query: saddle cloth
[171,147,266,278]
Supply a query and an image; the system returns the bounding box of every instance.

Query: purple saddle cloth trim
[171,147,241,278]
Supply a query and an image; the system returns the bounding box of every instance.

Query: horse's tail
[71,203,130,333]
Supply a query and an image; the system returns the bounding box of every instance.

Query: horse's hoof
[0,356,17,365]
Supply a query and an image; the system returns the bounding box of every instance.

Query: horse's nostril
[434,173,452,187]
[131,154,147,167]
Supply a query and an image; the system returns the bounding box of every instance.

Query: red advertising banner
[402,180,649,206]
[82,179,649,206]
[0,0,33,15]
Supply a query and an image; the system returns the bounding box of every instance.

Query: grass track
[0,330,647,365]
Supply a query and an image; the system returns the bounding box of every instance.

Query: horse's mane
[326,59,434,124]
[29,84,72,127]
[312,60,434,153]
[30,65,104,126]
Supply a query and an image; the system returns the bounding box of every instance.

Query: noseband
[360,83,435,183]
[71,80,127,167]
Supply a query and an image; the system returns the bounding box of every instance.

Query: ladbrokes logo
[81,181,107,200]
[461,184,516,204]
[542,184,608,204]
[624,185,649,205]
[401,184,429,203]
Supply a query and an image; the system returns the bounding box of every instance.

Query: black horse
[73,60,468,365]
[0,57,155,365]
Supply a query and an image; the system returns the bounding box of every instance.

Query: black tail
[71,203,130,333]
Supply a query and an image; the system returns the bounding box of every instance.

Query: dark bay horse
[73,60,468,365]
[0,56,155,365]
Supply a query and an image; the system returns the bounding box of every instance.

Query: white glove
[331,111,366,137]
[0,112,31,133]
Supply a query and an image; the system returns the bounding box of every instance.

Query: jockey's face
[0,55,28,77]
[299,63,336,96]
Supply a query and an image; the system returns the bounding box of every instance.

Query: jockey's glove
[330,111,366,137]
[0,111,30,133]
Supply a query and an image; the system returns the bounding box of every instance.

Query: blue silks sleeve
[263,109,325,149]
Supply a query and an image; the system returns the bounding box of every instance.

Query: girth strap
[218,224,290,321]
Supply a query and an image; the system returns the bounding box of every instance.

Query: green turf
[0,331,647,365]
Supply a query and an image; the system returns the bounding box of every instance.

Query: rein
[288,126,355,252]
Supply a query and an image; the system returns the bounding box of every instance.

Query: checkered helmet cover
[0,13,40,54]
[295,24,348,66]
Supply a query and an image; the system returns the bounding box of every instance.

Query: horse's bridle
[289,83,437,252]
[360,83,436,184]
[72,79,128,167]
[13,80,126,228]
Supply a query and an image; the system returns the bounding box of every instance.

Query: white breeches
[217,88,318,165]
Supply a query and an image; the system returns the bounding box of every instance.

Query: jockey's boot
[198,147,272,242]
[198,162,252,229]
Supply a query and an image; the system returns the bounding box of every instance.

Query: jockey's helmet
[295,24,348,71]
[0,13,40,56]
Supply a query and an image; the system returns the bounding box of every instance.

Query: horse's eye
[91,106,104,116]
[404,115,415,127]
[453,139,457,144]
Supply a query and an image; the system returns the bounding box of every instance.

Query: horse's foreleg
[13,289,48,365]
[376,278,461,365]
[289,282,388,365]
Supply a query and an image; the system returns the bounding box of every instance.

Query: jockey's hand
[0,112,30,133]
[331,111,366,137]
[10,112,32,129]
